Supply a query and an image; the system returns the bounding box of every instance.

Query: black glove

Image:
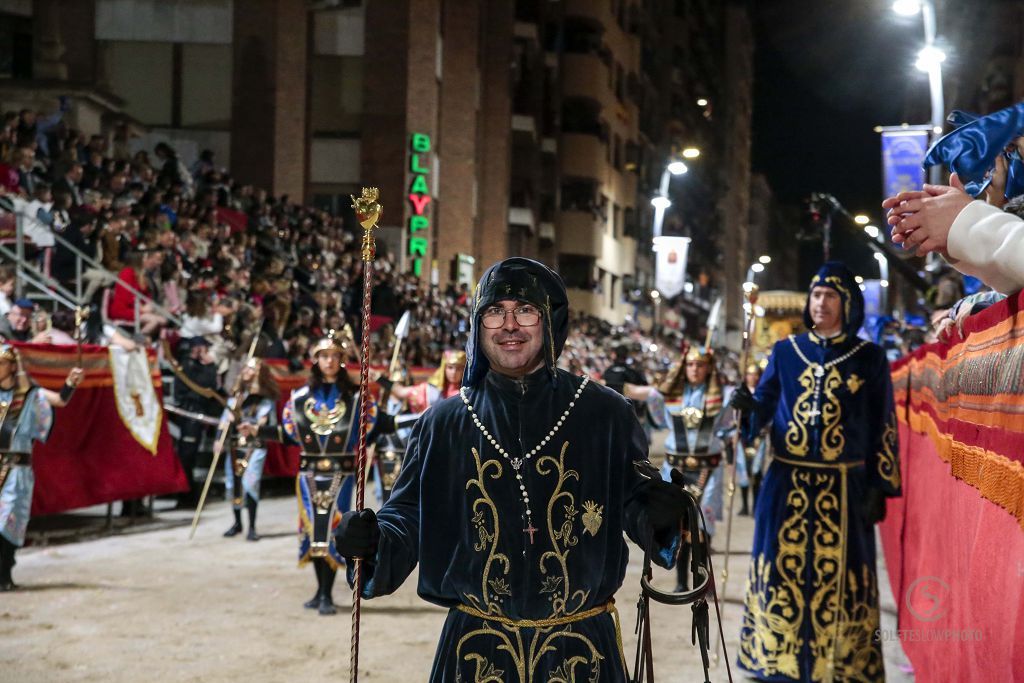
[636,468,691,532]
[376,376,394,392]
[729,385,757,413]
[334,509,380,559]
[863,488,887,525]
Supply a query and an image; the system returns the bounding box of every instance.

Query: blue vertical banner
[882,129,930,197]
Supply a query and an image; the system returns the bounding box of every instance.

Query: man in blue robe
[730,261,901,682]
[335,257,691,681]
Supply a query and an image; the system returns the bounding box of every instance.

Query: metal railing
[2,207,182,334]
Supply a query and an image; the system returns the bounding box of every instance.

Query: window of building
[99,40,231,129]
[311,55,364,136]
[558,254,596,290]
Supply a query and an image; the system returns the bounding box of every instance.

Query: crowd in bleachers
[0,98,480,377]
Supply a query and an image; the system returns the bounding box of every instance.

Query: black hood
[463,257,569,387]
[803,260,865,336]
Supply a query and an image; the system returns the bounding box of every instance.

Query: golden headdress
[309,325,355,360]
[428,349,467,389]
[657,344,722,415]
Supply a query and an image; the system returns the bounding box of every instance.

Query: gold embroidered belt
[772,454,864,470]
[299,453,355,474]
[456,599,617,629]
[665,452,721,470]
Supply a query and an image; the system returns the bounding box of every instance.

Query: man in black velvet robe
[336,257,689,681]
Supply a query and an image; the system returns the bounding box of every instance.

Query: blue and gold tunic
[281,383,380,569]
[359,368,673,682]
[737,330,900,682]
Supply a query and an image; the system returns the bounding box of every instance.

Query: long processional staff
[730,261,901,683]
[240,331,398,616]
[332,257,694,680]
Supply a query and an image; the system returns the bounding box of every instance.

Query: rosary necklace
[460,375,589,544]
[788,335,867,421]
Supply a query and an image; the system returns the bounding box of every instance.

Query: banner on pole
[882,129,930,198]
[653,236,690,299]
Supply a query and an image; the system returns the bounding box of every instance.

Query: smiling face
[809,286,842,335]
[478,299,545,378]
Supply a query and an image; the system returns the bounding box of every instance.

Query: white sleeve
[946,200,1024,295]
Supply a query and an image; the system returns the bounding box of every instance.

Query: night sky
[751,1,936,281]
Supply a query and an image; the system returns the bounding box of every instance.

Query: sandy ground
[2,436,914,682]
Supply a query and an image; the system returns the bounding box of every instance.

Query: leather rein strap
[631,479,734,683]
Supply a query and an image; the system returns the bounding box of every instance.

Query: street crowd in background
[0,96,1022,473]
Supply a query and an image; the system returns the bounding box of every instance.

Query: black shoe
[246,528,260,542]
[318,596,337,616]
[223,522,243,537]
[303,594,321,609]
[739,506,750,517]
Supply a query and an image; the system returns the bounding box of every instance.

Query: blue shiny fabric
[924,102,1024,199]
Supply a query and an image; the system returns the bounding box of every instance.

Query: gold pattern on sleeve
[877,417,900,490]
[819,368,845,461]
[785,367,816,457]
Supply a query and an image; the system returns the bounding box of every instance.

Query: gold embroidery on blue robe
[458,443,606,682]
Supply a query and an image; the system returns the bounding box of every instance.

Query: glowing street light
[681,147,700,159]
[651,195,672,210]
[758,255,771,264]
[667,161,688,175]
[915,45,946,73]
[751,263,765,273]
[864,225,880,238]
[892,0,921,16]
[696,98,708,107]
[854,214,870,225]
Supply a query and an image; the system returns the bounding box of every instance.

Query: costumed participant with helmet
[221,358,279,541]
[373,348,466,503]
[654,344,735,591]
[239,330,398,615]
[0,344,83,591]
[601,343,667,440]
[734,361,769,516]
[730,261,900,682]
[332,257,693,681]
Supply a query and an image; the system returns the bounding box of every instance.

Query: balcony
[562,52,609,106]
[557,210,602,258]
[560,133,605,181]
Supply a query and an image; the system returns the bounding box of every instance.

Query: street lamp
[853,214,870,225]
[681,147,700,159]
[650,159,689,238]
[893,0,945,183]
[864,224,880,239]
[745,255,770,284]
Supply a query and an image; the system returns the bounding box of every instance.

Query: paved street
[2,435,913,681]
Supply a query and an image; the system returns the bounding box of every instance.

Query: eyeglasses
[480,305,542,329]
